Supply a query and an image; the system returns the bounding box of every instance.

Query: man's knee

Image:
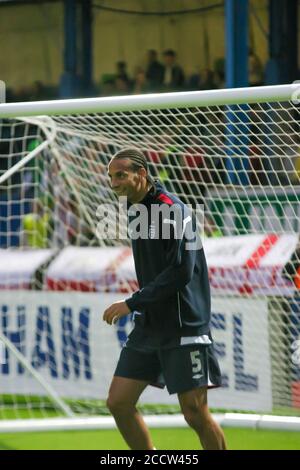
[182,403,210,431]
[107,376,148,417]
[106,395,133,416]
[106,395,122,414]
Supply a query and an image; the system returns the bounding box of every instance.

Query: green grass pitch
[0,427,300,450]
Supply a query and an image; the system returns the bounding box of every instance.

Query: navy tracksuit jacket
[125,181,212,350]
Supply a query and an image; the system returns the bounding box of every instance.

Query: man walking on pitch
[103,148,226,450]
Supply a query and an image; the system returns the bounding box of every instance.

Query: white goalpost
[0,84,300,432]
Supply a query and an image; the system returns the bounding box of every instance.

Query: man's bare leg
[178,387,227,450]
[106,376,154,450]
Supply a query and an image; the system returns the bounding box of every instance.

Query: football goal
[0,84,300,432]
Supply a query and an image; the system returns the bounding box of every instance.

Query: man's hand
[103,300,131,325]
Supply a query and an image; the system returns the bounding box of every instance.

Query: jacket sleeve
[125,209,200,312]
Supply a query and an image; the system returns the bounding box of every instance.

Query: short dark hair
[163,49,176,57]
[117,61,126,69]
[111,148,148,170]
[111,148,155,184]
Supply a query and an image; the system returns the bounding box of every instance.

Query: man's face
[164,54,174,66]
[148,50,156,62]
[108,158,143,202]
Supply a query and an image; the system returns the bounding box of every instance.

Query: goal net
[0,84,300,430]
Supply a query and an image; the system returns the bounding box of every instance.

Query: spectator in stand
[188,68,217,91]
[213,58,225,89]
[28,81,47,101]
[199,69,217,90]
[132,68,150,95]
[187,69,201,90]
[116,61,131,88]
[115,75,130,95]
[248,48,264,87]
[21,197,52,248]
[145,49,164,91]
[273,131,300,185]
[13,85,30,102]
[162,49,185,91]
[248,135,268,186]
[204,215,222,238]
[100,75,116,96]
[181,136,211,205]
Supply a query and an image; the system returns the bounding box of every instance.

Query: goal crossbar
[0,84,298,118]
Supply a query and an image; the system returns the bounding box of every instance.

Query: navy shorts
[114,343,222,395]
